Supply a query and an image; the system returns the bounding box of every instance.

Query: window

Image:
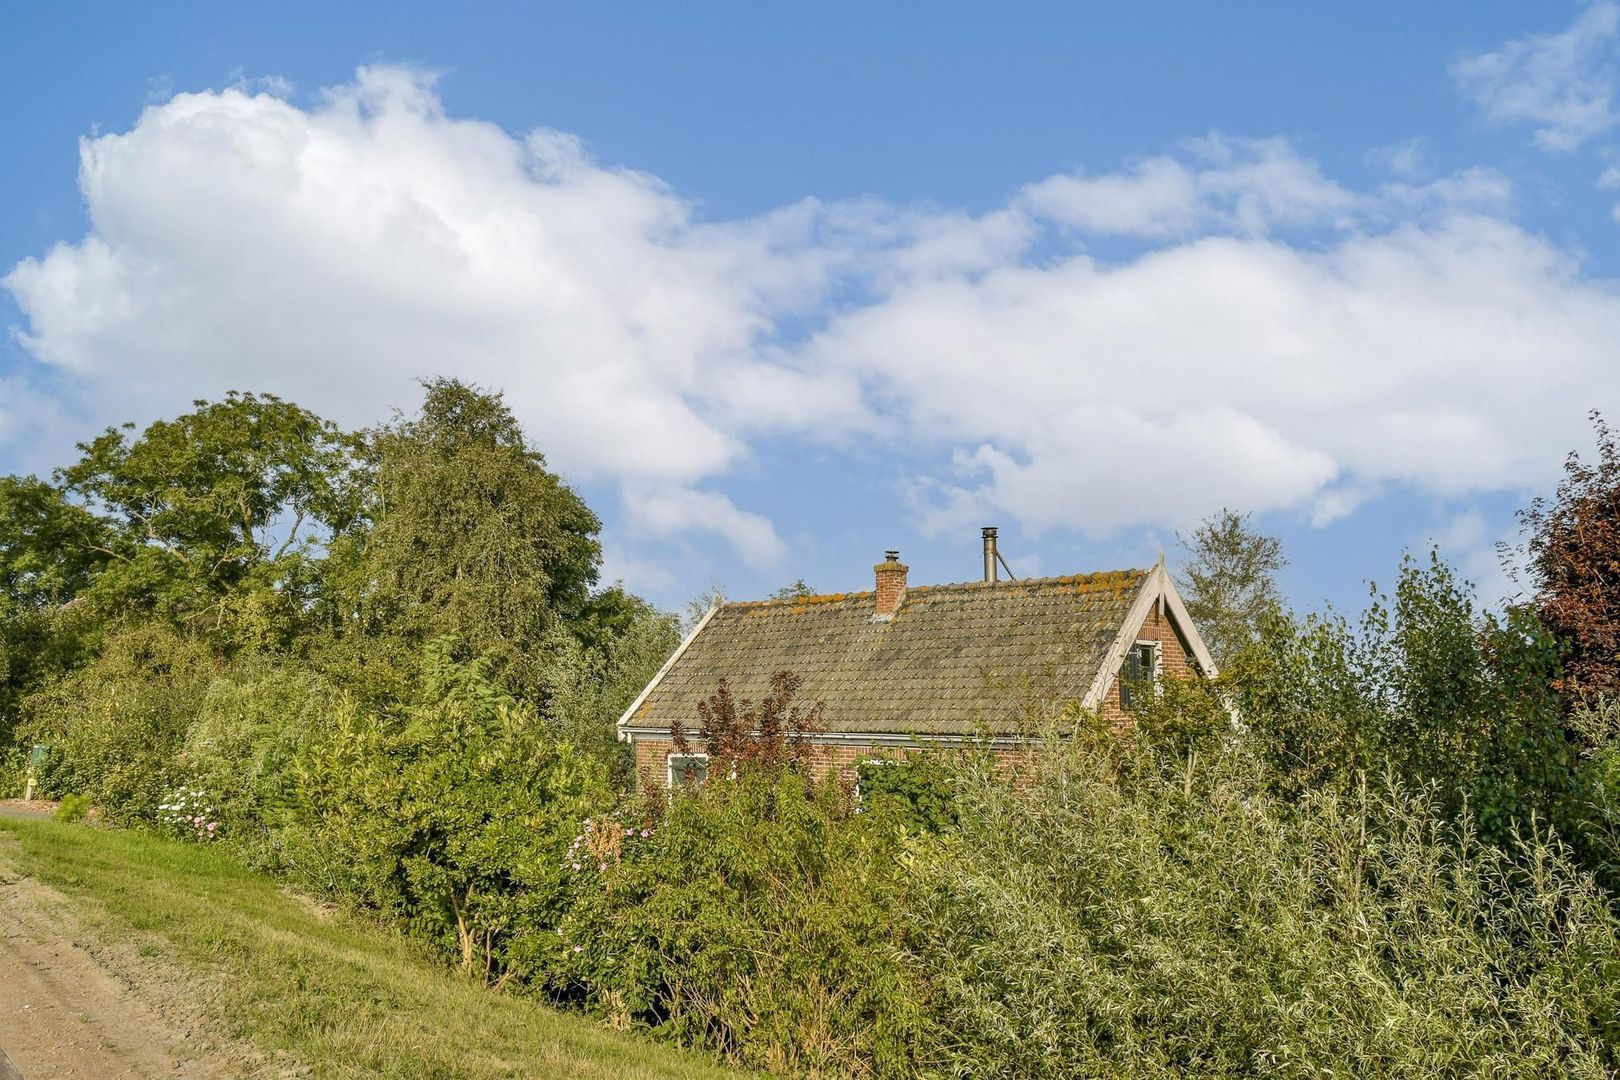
[666,752,710,789]
[1120,641,1159,710]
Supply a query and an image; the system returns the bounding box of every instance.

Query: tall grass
[902,738,1620,1078]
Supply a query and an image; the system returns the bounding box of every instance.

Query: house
[617,528,1218,787]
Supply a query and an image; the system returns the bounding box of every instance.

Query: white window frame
[666,751,710,790]
[1120,639,1162,709]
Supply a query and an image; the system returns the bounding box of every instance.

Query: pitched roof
[626,568,1154,736]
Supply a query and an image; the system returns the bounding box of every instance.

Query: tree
[1514,411,1620,706]
[771,579,815,600]
[56,392,356,647]
[339,379,602,689]
[0,475,112,737]
[1227,552,1579,848]
[672,671,825,775]
[0,474,110,608]
[1176,509,1287,668]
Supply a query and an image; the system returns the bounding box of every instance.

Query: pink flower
[573,945,583,953]
[640,829,651,838]
[572,863,581,871]
[598,862,607,871]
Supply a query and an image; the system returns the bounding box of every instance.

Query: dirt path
[0,836,226,1078]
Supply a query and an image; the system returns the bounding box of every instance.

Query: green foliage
[54,791,92,821]
[0,473,110,607]
[855,753,961,833]
[335,379,602,691]
[531,769,927,1076]
[178,658,346,866]
[1175,508,1286,668]
[904,738,1620,1079]
[19,623,215,824]
[0,597,102,745]
[770,579,814,601]
[280,640,615,984]
[1228,551,1581,847]
[58,392,357,649]
[541,600,682,783]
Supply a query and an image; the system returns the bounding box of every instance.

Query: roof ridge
[722,566,1150,610]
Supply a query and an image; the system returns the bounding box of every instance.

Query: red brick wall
[1096,601,1194,726]
[632,735,1033,790]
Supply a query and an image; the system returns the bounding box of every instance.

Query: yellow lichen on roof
[632,564,1154,737]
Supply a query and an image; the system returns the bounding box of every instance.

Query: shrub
[1227,553,1583,848]
[903,737,1620,1078]
[855,752,962,833]
[180,658,345,866]
[53,792,91,822]
[18,624,215,824]
[280,639,615,984]
[528,768,929,1076]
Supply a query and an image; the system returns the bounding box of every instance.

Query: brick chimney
[874,550,908,617]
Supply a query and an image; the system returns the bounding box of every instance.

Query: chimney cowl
[874,550,908,618]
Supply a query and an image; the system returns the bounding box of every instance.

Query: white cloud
[4,67,852,490]
[1019,136,1359,238]
[797,213,1620,534]
[5,66,1620,590]
[620,484,785,569]
[1367,137,1430,180]
[1418,509,1519,610]
[1453,2,1620,151]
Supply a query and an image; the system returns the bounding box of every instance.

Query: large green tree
[57,391,357,647]
[334,379,602,689]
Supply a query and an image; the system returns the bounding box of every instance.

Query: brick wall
[632,735,1034,790]
[1094,600,1194,726]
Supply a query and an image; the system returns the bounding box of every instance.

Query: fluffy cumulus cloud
[7,65,1620,581]
[1453,2,1620,151]
[3,67,847,561]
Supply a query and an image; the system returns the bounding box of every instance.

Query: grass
[0,816,742,1079]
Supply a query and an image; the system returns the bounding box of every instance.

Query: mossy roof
[630,569,1151,736]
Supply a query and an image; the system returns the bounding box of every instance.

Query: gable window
[667,752,710,789]
[1120,641,1159,711]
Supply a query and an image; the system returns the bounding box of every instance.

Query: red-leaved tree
[671,671,825,775]
[1516,411,1620,705]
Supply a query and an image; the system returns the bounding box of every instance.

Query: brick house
[618,528,1218,787]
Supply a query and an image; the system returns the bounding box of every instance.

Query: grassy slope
[0,817,740,1080]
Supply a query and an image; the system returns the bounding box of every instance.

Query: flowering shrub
[564,813,655,875]
[157,785,220,841]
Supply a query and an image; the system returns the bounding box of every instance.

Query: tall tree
[0,475,111,738]
[1515,411,1620,705]
[0,475,110,608]
[55,392,356,646]
[1176,508,1287,669]
[343,378,602,687]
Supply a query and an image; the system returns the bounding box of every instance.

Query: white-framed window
[1120,640,1161,711]
[666,752,710,790]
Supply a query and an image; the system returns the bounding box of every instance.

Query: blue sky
[4,3,1620,616]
